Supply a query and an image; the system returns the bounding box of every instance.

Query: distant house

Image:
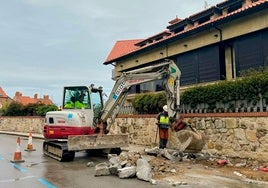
[0,87,13,110]
[13,92,54,106]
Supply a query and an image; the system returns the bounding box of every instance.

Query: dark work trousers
[159,128,169,149]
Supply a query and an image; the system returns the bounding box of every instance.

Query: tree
[3,102,26,116]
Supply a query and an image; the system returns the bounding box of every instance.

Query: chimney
[15,92,22,97]
[168,16,181,25]
[43,95,49,100]
[34,94,38,99]
[243,0,253,7]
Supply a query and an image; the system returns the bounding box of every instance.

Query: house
[13,92,54,106]
[0,87,13,110]
[104,0,268,94]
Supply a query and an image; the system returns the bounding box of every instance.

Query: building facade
[104,0,268,93]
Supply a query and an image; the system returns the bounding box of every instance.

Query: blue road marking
[38,178,57,188]
[12,163,27,172]
[1,154,56,187]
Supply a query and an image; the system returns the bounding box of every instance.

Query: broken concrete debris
[93,147,198,184]
[92,146,268,185]
[95,162,110,176]
[118,166,136,179]
[136,158,152,181]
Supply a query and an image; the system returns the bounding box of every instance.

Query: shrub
[36,104,58,116]
[132,66,268,114]
[3,102,26,116]
[132,92,166,114]
[2,102,58,117]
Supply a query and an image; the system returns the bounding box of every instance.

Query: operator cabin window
[91,91,103,111]
[64,87,90,109]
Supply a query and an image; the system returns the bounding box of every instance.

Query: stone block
[225,118,237,129]
[215,119,223,129]
[214,143,223,151]
[234,128,246,141]
[95,162,110,176]
[207,141,215,149]
[245,129,257,142]
[256,119,268,131]
[220,128,228,133]
[118,166,136,179]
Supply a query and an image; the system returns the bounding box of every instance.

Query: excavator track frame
[43,140,75,162]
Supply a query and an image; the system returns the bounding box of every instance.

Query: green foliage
[2,102,58,117]
[131,66,268,114]
[132,92,166,114]
[3,102,26,116]
[36,104,58,116]
[24,103,40,116]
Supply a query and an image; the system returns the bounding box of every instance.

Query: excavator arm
[67,60,181,157]
[100,59,181,128]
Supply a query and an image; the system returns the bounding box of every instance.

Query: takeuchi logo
[112,82,126,100]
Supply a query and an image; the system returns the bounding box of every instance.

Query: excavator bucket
[67,134,129,151]
[170,119,205,152]
[169,129,205,152]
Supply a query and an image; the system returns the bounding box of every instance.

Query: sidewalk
[0,131,44,139]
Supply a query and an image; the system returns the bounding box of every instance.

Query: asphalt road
[0,134,175,188]
[1,133,268,188]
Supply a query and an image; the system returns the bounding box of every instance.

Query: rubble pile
[94,149,153,182]
[92,147,212,185]
[91,146,268,185]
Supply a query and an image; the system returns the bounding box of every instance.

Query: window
[91,91,103,111]
[63,86,90,109]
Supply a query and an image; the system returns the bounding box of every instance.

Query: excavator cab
[63,87,90,109]
[62,85,104,126]
[63,86,103,110]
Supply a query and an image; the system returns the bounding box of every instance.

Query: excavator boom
[101,59,181,127]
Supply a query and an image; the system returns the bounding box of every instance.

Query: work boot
[159,139,164,149]
[163,139,168,148]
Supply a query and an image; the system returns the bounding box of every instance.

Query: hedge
[132,66,268,113]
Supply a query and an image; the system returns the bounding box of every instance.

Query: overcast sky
[1,0,223,105]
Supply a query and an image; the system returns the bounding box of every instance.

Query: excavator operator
[75,93,86,109]
[64,96,75,109]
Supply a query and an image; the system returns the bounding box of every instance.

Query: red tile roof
[0,87,8,98]
[104,0,268,64]
[14,92,54,106]
[105,39,143,63]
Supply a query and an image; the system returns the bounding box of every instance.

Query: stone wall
[1,114,268,162]
[0,116,44,134]
[111,114,268,162]
[186,116,268,162]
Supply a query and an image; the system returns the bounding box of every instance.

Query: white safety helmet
[163,105,168,112]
